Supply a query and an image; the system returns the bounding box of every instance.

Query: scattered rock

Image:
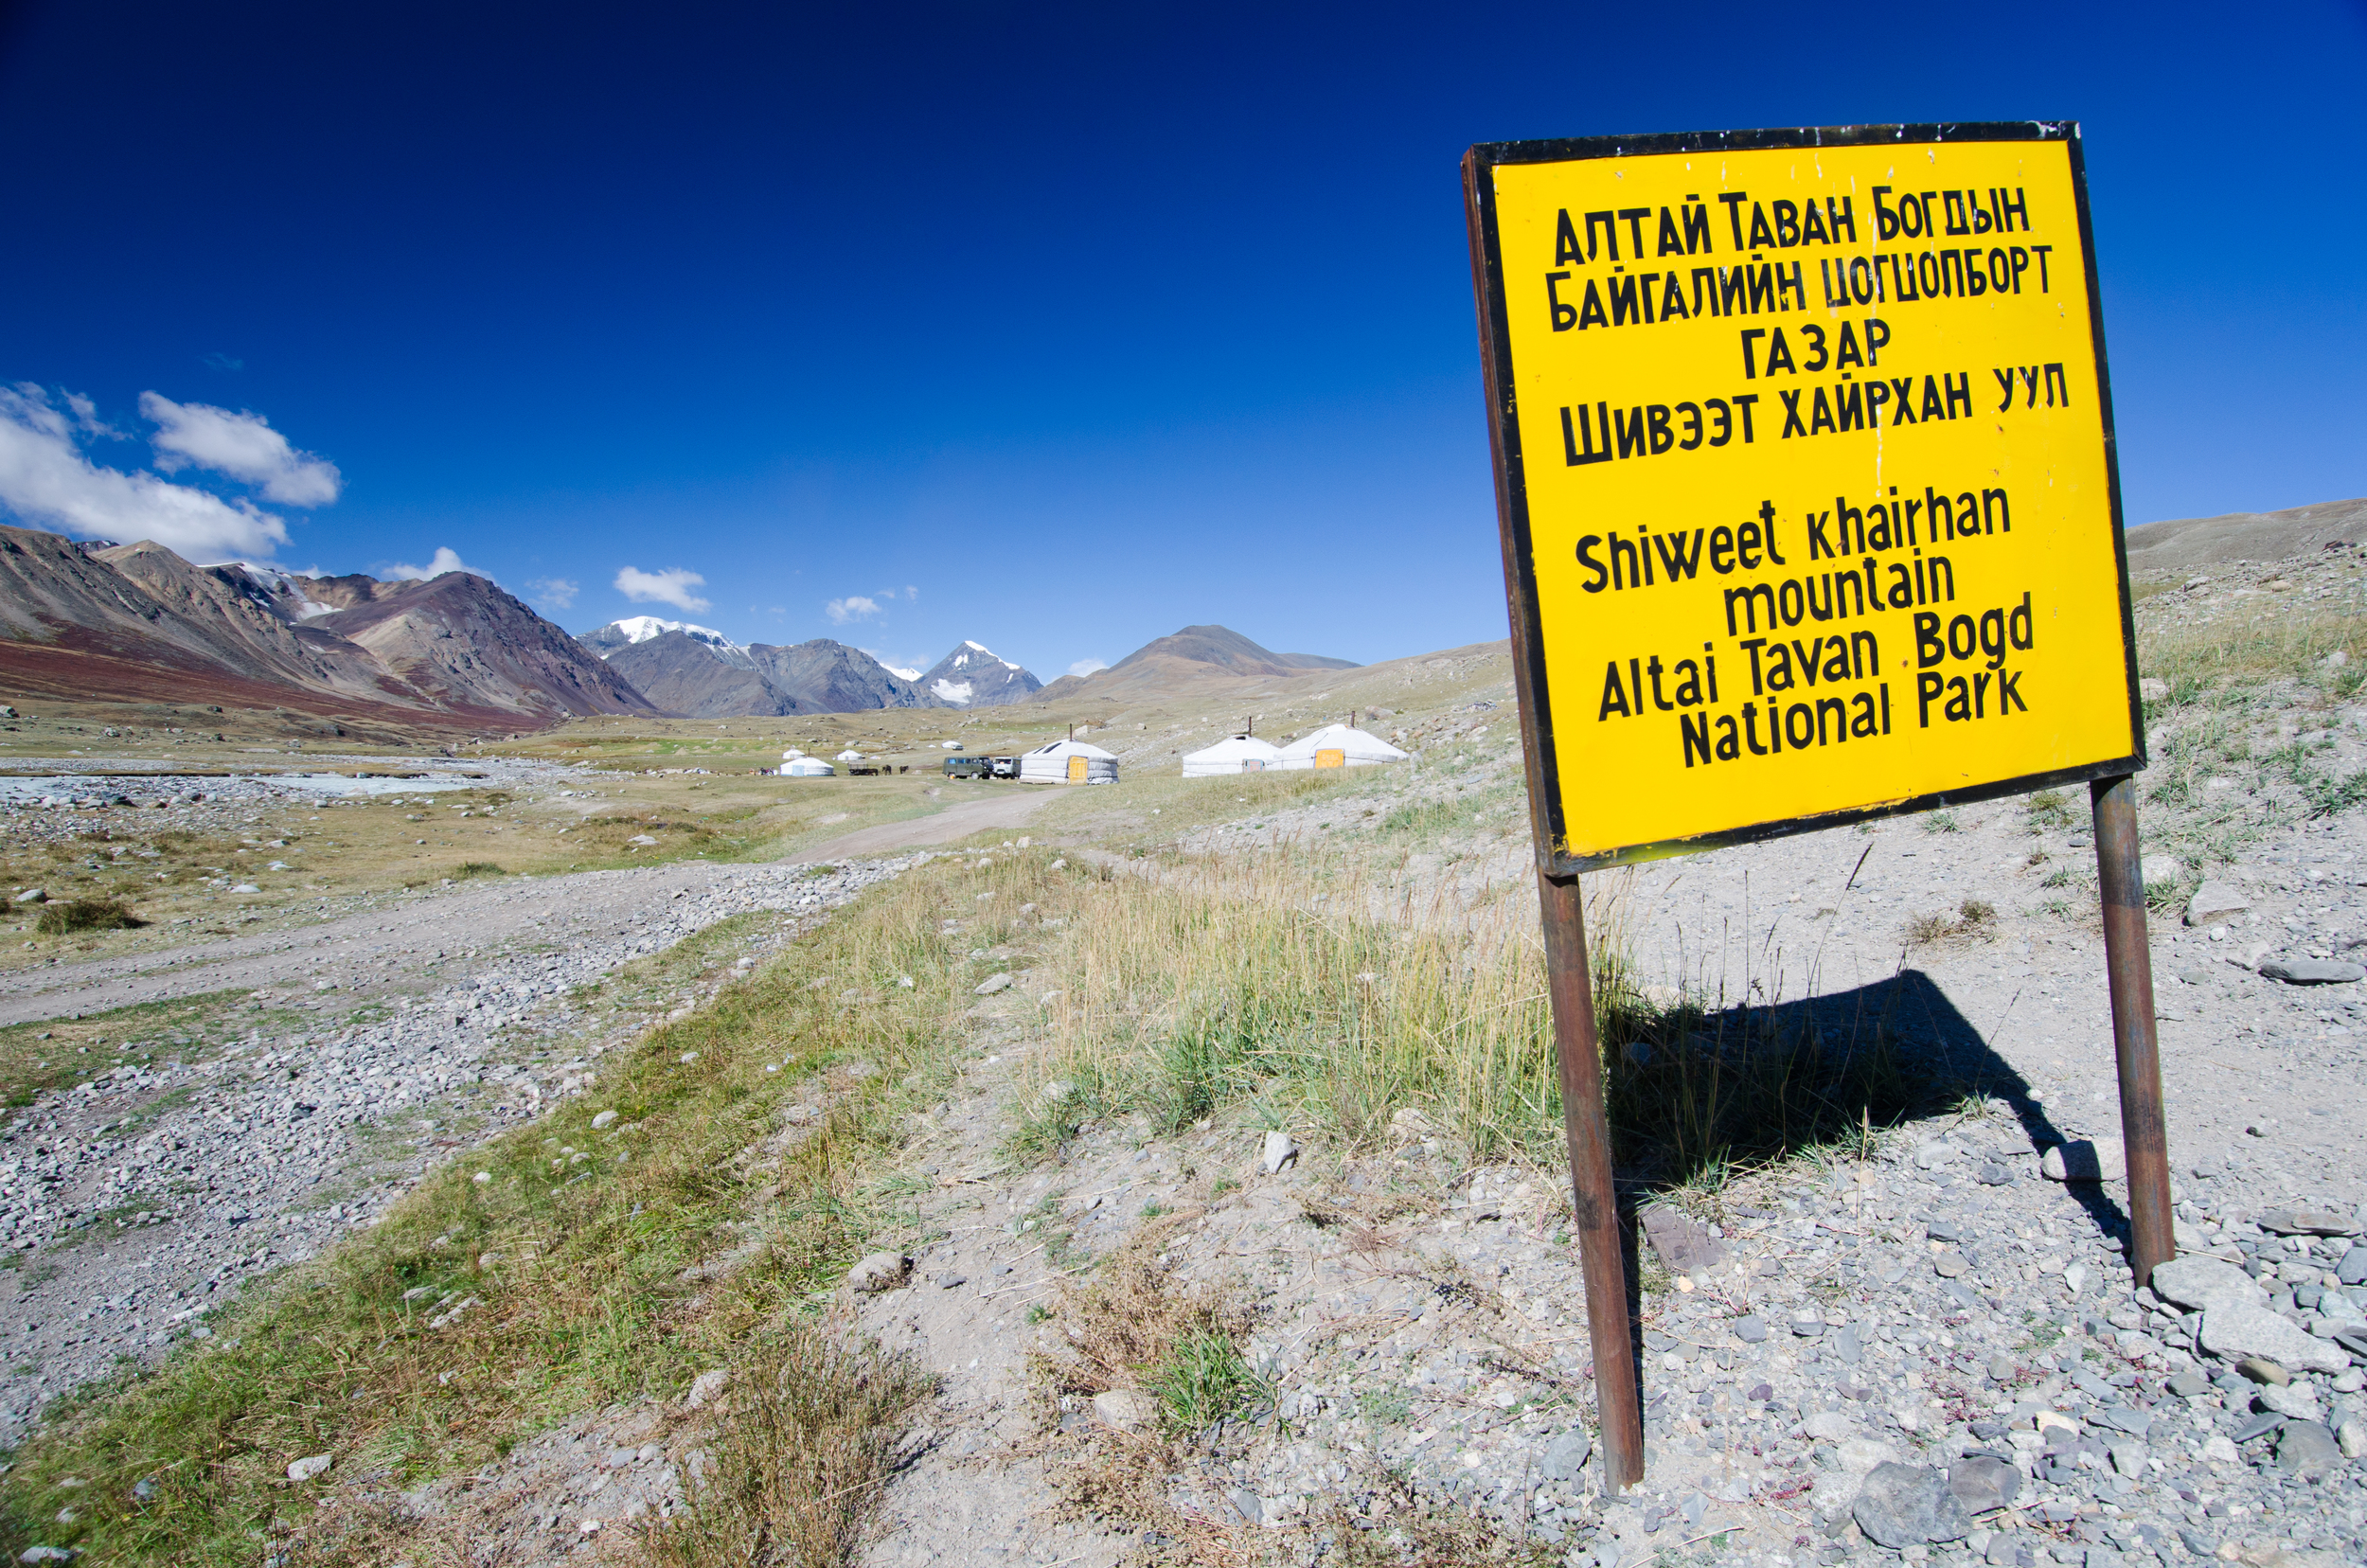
[684,1368,731,1410]
[17,1550,72,1565]
[1851,1461,1972,1548]
[2339,1419,2367,1459]
[2185,881,2249,925]
[2153,1256,2270,1315]
[846,1253,912,1293]
[1948,1454,2020,1515]
[973,973,1013,996]
[2275,1419,2343,1476]
[1837,1436,1900,1474]
[1539,1427,1592,1482]
[2260,957,2367,985]
[2255,1208,2360,1237]
[2256,1382,2322,1420]
[2040,1137,2125,1182]
[1731,1313,1769,1344]
[1261,1131,1299,1174]
[2139,853,2185,885]
[1640,1203,1728,1274]
[286,1453,332,1484]
[591,1110,617,1130]
[2202,1303,2351,1373]
[1803,1411,1855,1441]
[1091,1389,1161,1434]
[10,888,44,905]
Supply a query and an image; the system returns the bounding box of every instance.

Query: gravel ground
[0,850,926,1451]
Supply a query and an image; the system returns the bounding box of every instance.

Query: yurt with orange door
[1019,738,1118,785]
[1275,723,1408,771]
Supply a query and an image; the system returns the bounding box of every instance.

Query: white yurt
[1277,723,1409,770]
[1181,735,1285,776]
[782,757,835,777]
[781,748,806,761]
[939,739,961,750]
[1020,738,1118,785]
[834,748,865,763]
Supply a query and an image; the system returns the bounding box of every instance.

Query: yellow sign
[1464,124,2143,870]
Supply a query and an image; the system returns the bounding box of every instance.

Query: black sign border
[1464,120,2146,875]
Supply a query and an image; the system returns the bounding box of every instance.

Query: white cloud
[140,392,341,506]
[826,595,881,624]
[526,576,578,609]
[0,383,291,559]
[1067,658,1108,678]
[383,546,483,581]
[615,565,710,613]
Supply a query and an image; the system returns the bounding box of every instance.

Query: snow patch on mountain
[932,678,974,705]
[605,615,738,652]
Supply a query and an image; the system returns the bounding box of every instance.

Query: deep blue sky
[1,2,2359,680]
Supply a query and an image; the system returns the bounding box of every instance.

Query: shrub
[35,899,141,935]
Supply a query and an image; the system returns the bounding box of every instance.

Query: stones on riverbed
[1851,1461,1971,1548]
[2040,1137,2125,1183]
[1091,1389,1160,1433]
[1261,1131,1299,1174]
[1730,1313,1769,1344]
[973,973,1013,996]
[847,1253,913,1293]
[2259,957,2367,985]
[2185,881,2248,925]
[1789,1310,1825,1338]
[286,1453,332,1483]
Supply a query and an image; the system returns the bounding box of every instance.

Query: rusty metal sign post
[1461,122,2176,1494]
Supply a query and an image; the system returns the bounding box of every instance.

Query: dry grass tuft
[33,897,141,935]
[1904,897,1996,949]
[637,1326,933,1568]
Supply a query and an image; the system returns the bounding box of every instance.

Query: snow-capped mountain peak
[610,615,736,650]
[919,640,1041,707]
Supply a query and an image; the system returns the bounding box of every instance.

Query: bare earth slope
[307,571,658,720]
[2127,497,2367,574]
[0,527,661,730]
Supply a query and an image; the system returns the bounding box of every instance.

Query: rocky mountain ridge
[573,621,1041,716]
[917,640,1041,707]
[0,525,652,732]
